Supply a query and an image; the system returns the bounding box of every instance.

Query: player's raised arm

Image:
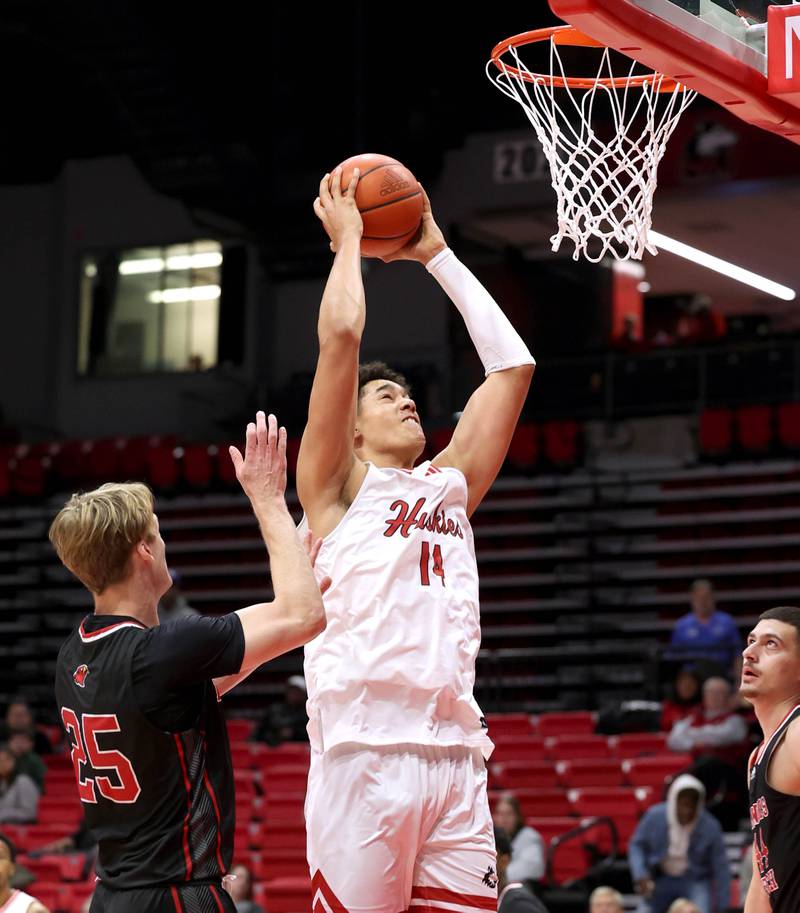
[297,167,367,523]
[214,412,328,696]
[382,189,535,515]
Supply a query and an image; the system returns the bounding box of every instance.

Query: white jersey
[0,890,37,913]
[301,460,493,758]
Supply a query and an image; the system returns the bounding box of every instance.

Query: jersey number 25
[61,707,142,805]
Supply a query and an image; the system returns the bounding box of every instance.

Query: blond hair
[589,886,623,909]
[49,482,155,594]
[667,902,700,913]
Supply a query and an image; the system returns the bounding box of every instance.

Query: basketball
[332,153,423,258]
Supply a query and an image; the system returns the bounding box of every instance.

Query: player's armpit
[433,365,534,515]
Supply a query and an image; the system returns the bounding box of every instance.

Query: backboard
[549,0,800,142]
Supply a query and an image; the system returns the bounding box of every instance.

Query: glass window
[77,240,222,376]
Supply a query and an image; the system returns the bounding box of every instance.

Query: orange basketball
[332,153,423,258]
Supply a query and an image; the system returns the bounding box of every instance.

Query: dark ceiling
[0,2,561,260]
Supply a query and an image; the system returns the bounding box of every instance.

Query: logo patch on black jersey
[73,664,90,688]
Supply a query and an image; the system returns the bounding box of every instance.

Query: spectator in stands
[7,731,44,793]
[667,677,749,761]
[667,676,750,828]
[226,863,265,913]
[628,774,730,913]
[0,699,51,756]
[254,675,309,746]
[661,665,702,732]
[668,579,741,672]
[157,569,198,623]
[0,746,38,824]
[666,901,700,913]
[0,833,49,913]
[494,827,549,913]
[588,886,623,913]
[492,793,546,884]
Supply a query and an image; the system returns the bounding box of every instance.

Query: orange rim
[490,25,682,93]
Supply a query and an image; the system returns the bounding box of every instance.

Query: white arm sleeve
[426,247,535,376]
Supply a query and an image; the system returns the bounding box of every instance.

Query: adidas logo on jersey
[379,168,410,196]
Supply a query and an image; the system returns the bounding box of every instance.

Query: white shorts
[305,743,497,913]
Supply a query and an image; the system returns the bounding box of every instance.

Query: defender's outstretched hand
[229,412,287,508]
[313,166,363,253]
[380,186,447,266]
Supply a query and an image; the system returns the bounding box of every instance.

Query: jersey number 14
[419,541,445,586]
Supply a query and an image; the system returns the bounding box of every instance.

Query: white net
[487,35,696,262]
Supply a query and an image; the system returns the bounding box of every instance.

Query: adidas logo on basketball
[379,168,410,196]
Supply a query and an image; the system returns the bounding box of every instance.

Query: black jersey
[54,613,244,889]
[748,704,800,912]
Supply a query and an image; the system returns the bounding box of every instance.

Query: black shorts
[90,880,236,913]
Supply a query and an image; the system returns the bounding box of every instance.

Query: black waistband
[97,878,223,893]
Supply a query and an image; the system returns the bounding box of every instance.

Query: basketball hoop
[487,25,696,262]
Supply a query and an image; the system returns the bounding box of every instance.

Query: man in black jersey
[51,412,327,913]
[740,605,800,913]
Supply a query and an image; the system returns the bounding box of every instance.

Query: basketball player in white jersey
[0,834,49,913]
[299,167,535,913]
[741,606,800,913]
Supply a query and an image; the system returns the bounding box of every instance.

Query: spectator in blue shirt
[629,774,730,913]
[669,579,741,671]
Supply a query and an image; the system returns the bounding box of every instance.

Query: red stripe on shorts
[171,886,184,913]
[411,886,497,911]
[311,870,350,913]
[210,885,226,912]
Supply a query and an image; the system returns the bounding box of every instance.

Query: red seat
[12,454,46,497]
[251,849,309,881]
[569,786,640,818]
[543,420,579,467]
[506,423,539,471]
[117,436,151,479]
[490,736,547,764]
[736,404,772,453]
[612,732,668,759]
[526,816,578,844]
[623,754,692,790]
[491,761,559,790]
[486,713,535,739]
[217,444,239,485]
[777,402,800,450]
[558,759,624,788]
[538,712,594,738]
[547,735,612,761]
[256,818,306,852]
[20,852,86,881]
[494,788,571,818]
[52,440,89,484]
[228,719,256,742]
[698,408,733,456]
[259,876,311,913]
[549,841,589,885]
[146,443,178,490]
[86,438,122,482]
[182,444,213,488]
